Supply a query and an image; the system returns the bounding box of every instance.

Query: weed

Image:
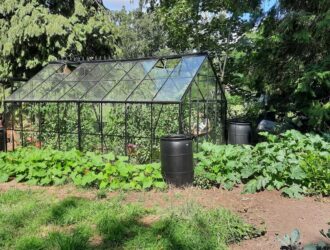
[96,189,107,199]
[48,226,91,250]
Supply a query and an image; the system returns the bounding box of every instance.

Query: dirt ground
[0,180,329,250]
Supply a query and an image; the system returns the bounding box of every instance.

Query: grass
[0,189,263,250]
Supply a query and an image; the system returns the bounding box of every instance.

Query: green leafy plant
[0,147,166,191]
[194,130,330,198]
[277,229,302,250]
[279,226,330,250]
[304,223,330,250]
[320,226,330,241]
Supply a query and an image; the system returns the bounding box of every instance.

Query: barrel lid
[161,134,192,141]
[228,119,252,125]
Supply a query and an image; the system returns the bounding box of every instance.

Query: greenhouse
[4,53,227,163]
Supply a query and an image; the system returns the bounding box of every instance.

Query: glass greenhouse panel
[80,103,102,135]
[40,132,58,149]
[171,55,206,78]
[128,78,167,102]
[57,103,78,133]
[14,65,78,101]
[60,81,98,101]
[22,81,61,101]
[153,77,192,101]
[41,81,77,101]
[127,104,151,138]
[22,131,40,147]
[103,136,125,155]
[83,62,117,82]
[39,103,59,133]
[5,103,21,131]
[122,60,157,80]
[101,62,136,81]
[196,76,217,100]
[103,80,140,101]
[190,80,205,101]
[103,61,157,101]
[81,134,102,153]
[46,65,72,82]
[31,64,63,80]
[84,81,117,101]
[64,63,96,81]
[197,58,213,77]
[6,80,44,101]
[60,133,79,151]
[102,104,125,136]
[21,103,40,132]
[153,104,179,138]
[148,58,180,78]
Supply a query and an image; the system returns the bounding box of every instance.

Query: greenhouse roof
[6,53,218,104]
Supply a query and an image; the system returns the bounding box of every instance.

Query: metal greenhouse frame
[4,52,227,163]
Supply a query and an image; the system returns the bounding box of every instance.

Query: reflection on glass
[101,62,136,81]
[148,58,180,78]
[190,80,205,101]
[7,64,64,101]
[123,60,157,80]
[31,64,63,80]
[6,80,43,101]
[84,81,117,101]
[103,80,140,101]
[154,77,192,101]
[60,81,99,101]
[41,82,77,100]
[196,76,217,100]
[23,81,62,101]
[83,63,117,81]
[64,64,96,81]
[171,56,206,78]
[128,78,167,101]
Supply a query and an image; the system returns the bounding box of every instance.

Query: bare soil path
[1,180,329,250]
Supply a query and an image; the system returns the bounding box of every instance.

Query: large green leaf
[0,174,9,183]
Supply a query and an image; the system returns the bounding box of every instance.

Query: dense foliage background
[227,0,330,131]
[0,0,119,81]
[1,0,328,132]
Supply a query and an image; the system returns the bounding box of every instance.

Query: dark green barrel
[0,128,6,151]
[227,121,252,145]
[160,134,193,187]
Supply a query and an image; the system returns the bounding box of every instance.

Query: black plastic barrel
[0,128,6,151]
[160,134,193,187]
[227,121,252,145]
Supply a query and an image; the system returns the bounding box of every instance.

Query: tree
[144,0,262,53]
[228,0,330,131]
[142,0,263,112]
[0,0,120,81]
[111,9,170,58]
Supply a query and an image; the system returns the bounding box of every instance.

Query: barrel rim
[161,134,192,141]
[228,120,252,125]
